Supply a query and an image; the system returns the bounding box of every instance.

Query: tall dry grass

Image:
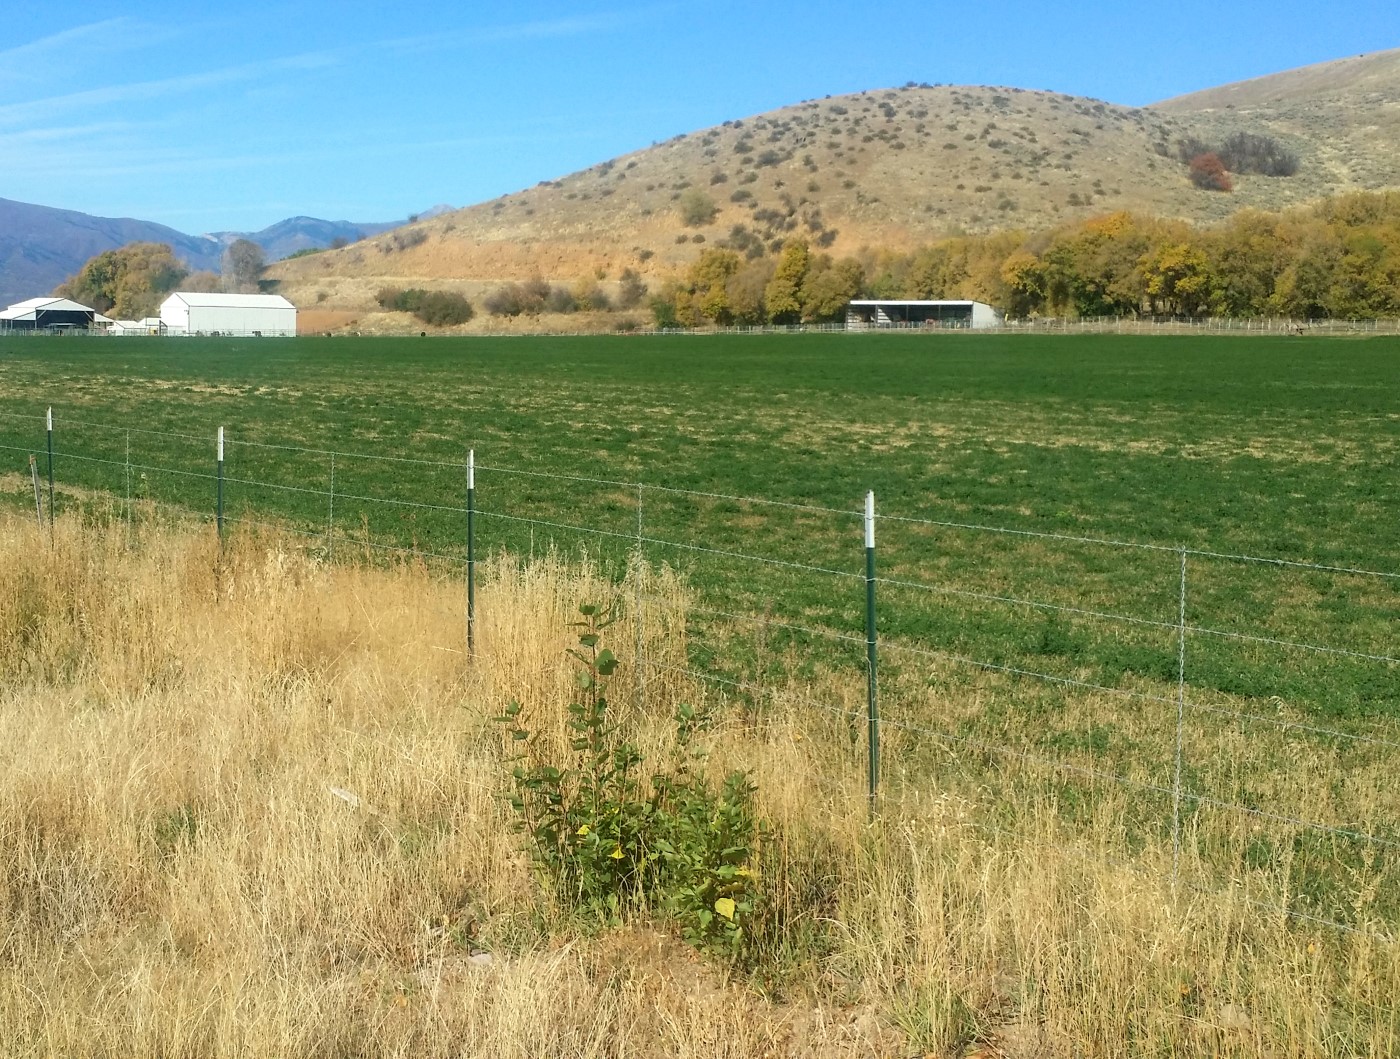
[0,511,1395,1058]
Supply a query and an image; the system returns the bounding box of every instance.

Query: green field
[2,331,1398,931]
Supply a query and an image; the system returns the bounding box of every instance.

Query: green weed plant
[497,603,759,959]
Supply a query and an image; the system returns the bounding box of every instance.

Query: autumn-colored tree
[1040,212,1151,316]
[667,248,744,325]
[726,258,775,325]
[801,257,864,321]
[763,240,810,323]
[999,249,1046,317]
[1140,242,1216,316]
[644,189,1400,325]
[1188,153,1232,192]
[56,242,190,319]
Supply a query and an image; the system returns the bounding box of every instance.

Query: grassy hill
[270,49,1400,316]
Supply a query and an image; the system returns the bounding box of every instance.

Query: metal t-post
[466,449,475,656]
[216,427,225,546]
[45,407,54,532]
[864,491,880,815]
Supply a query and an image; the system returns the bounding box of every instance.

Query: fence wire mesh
[2,407,1396,945]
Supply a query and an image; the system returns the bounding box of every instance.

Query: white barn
[160,293,297,337]
[846,299,1003,330]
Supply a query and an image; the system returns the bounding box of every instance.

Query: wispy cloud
[0,18,128,67]
[0,18,184,85]
[0,51,340,128]
[2,125,603,184]
[0,9,649,127]
[380,9,653,57]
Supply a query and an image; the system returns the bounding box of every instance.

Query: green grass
[1,330,1398,929]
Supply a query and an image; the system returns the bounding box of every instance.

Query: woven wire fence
[1,407,1397,945]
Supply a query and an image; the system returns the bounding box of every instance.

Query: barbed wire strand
[877,510,1400,580]
[646,595,869,647]
[638,658,864,724]
[949,812,1394,944]
[880,637,1400,750]
[20,409,1400,576]
[878,710,1400,850]
[1188,623,1400,666]
[54,418,208,444]
[877,573,1177,631]
[476,506,864,580]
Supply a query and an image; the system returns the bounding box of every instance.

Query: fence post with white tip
[45,407,54,531]
[864,490,880,815]
[467,448,476,656]
[216,426,225,547]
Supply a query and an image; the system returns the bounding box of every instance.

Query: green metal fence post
[216,426,225,547]
[467,448,475,656]
[45,407,54,532]
[865,490,880,815]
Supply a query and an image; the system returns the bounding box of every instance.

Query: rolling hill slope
[271,49,1400,313]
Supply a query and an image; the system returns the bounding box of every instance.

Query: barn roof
[1,297,97,318]
[847,299,993,308]
[164,292,295,309]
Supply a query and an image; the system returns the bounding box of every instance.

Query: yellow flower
[714,897,736,920]
[736,866,753,878]
[610,846,624,860]
[576,824,590,837]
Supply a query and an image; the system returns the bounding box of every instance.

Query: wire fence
[1,406,1397,945]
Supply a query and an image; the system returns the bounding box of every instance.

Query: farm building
[846,299,1003,330]
[0,297,100,332]
[110,317,165,336]
[160,293,297,337]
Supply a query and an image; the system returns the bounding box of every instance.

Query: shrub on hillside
[616,268,648,309]
[1189,153,1233,192]
[412,291,474,326]
[375,287,473,325]
[1218,132,1299,177]
[1179,132,1298,177]
[678,189,718,227]
[484,276,552,316]
[546,286,577,313]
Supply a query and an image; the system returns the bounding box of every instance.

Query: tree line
[647,190,1400,326]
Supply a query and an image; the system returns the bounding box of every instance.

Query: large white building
[160,293,297,337]
[846,299,1003,330]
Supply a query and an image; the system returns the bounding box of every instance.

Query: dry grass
[1,511,1396,1057]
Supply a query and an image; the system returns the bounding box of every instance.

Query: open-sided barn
[0,297,99,332]
[846,299,1003,330]
[160,293,297,337]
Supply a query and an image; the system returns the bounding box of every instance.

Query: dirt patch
[299,310,362,333]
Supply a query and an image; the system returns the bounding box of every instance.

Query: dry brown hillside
[1155,48,1400,193]
[271,52,1400,316]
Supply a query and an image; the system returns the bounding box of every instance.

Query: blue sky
[1,1,1396,234]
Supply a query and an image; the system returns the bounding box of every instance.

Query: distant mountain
[0,198,222,306]
[204,217,400,263]
[0,198,450,307]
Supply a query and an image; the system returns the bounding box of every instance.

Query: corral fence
[4,315,1400,339]
[1,407,1397,946]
